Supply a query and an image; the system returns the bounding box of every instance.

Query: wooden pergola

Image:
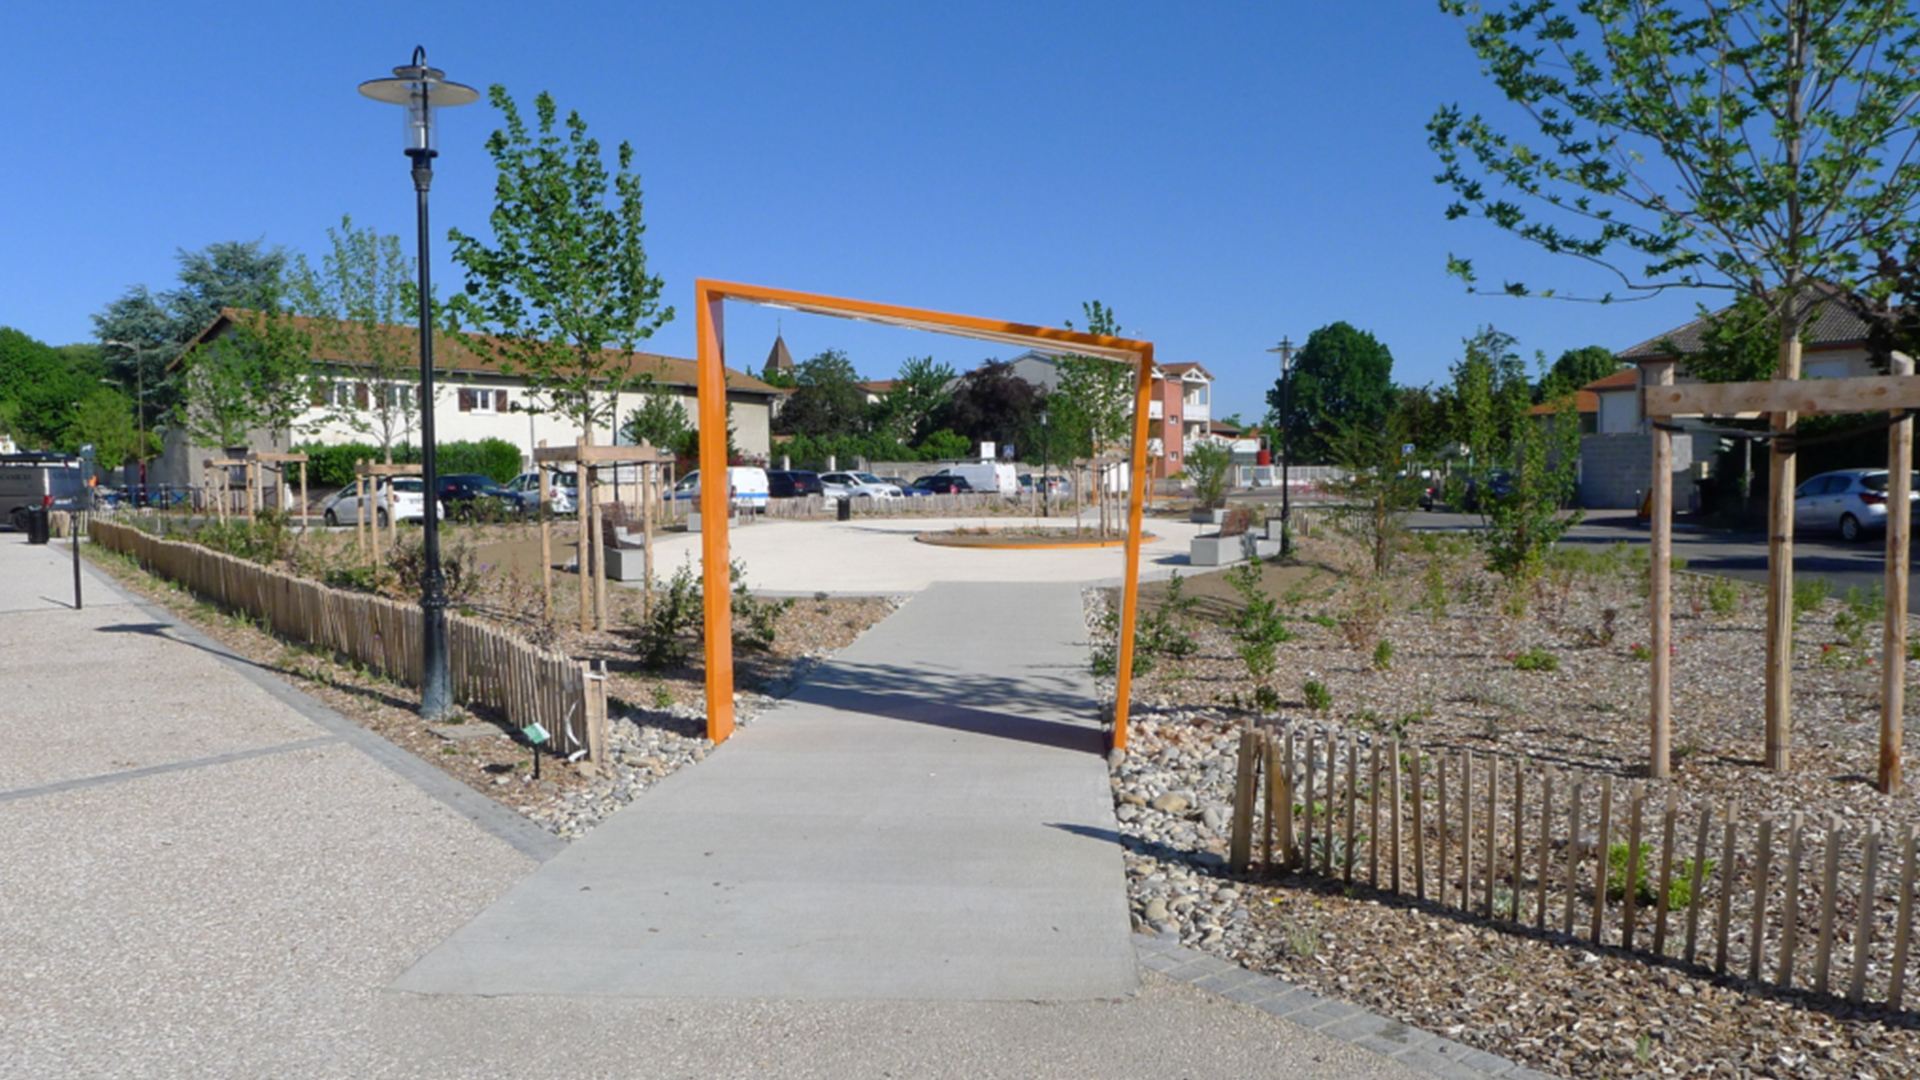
[201,451,308,522]
[350,460,422,566]
[531,439,675,633]
[1644,356,1917,793]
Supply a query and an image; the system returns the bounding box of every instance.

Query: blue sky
[1,1,1707,423]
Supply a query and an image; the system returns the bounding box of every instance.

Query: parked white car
[321,476,442,527]
[505,470,576,514]
[819,471,903,501]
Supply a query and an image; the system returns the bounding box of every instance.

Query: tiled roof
[1584,368,1640,391]
[1617,284,1872,361]
[859,380,897,394]
[196,309,781,395]
[1530,390,1599,416]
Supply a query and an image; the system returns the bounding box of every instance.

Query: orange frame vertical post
[695,284,736,744]
[690,280,1151,753]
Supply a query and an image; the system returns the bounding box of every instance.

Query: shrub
[1706,575,1741,617]
[1183,441,1233,509]
[294,438,526,487]
[1372,638,1395,672]
[1834,584,1885,649]
[1607,843,1712,909]
[1627,643,1653,662]
[1302,679,1332,711]
[1226,558,1295,697]
[190,509,295,565]
[1512,646,1559,672]
[1792,578,1832,624]
[640,563,703,671]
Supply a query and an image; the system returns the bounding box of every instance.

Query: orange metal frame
[694,279,1154,753]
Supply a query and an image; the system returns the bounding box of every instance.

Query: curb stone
[1136,933,1559,1080]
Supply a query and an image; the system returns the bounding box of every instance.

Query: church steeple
[764,331,795,380]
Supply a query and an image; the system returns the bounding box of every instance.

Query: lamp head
[358,46,480,157]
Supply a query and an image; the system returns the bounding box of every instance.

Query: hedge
[294,438,524,487]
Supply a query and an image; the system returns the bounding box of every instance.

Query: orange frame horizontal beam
[693,279,1154,753]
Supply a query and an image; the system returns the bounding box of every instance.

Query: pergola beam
[1644,375,1920,419]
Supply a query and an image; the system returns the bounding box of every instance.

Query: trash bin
[25,506,50,545]
[836,496,851,522]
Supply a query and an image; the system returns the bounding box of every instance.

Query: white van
[671,466,770,510]
[932,462,1018,497]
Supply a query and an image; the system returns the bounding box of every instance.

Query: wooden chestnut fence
[91,519,608,760]
[1229,722,1918,1012]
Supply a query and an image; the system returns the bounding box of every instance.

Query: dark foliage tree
[1539,345,1620,400]
[775,349,867,439]
[1264,321,1396,464]
[936,360,1044,452]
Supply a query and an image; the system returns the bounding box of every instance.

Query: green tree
[288,215,423,459]
[1448,326,1529,470]
[1182,440,1234,509]
[1329,416,1426,575]
[448,87,673,442]
[0,328,96,450]
[94,240,288,429]
[1265,322,1396,463]
[1431,0,1920,420]
[620,380,691,450]
[869,355,956,445]
[776,349,867,438]
[1053,302,1139,539]
[1539,345,1620,400]
[69,387,144,470]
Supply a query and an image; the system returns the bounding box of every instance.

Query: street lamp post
[360,47,479,721]
[1266,337,1297,558]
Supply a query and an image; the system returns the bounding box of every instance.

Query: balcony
[1148,400,1164,420]
[1182,399,1209,422]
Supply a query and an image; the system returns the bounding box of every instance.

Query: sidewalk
[0,533,1471,1078]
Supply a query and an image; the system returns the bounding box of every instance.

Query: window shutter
[309,382,327,407]
[496,390,510,413]
[354,383,370,408]
[458,388,475,412]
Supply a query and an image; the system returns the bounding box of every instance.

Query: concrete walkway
[397,581,1137,999]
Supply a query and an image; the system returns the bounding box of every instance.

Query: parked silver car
[505,470,576,514]
[1792,469,1920,542]
[818,471,902,501]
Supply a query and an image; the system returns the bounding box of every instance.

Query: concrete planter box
[1190,508,1226,525]
[602,545,650,582]
[1189,535,1280,566]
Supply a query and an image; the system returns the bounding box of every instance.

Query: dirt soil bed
[1095,526,1920,1080]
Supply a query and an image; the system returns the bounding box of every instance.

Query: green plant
[1628,643,1653,662]
[1511,646,1559,672]
[1183,441,1234,509]
[1253,685,1283,713]
[1302,679,1332,711]
[1422,558,1451,620]
[729,559,795,651]
[1372,638,1395,672]
[1225,558,1296,701]
[1706,575,1741,618]
[1305,613,1336,629]
[640,562,703,671]
[649,683,675,710]
[1834,584,1886,650]
[1606,843,1712,909]
[1792,578,1832,624]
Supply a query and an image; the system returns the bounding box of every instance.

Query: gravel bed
[1090,530,1920,1080]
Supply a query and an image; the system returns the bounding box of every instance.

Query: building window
[459,388,506,412]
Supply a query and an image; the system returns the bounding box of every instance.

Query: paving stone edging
[1135,933,1558,1080]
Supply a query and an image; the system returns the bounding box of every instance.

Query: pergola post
[1648,361,1675,779]
[1883,352,1913,795]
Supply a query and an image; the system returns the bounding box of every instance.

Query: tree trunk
[1764,309,1805,772]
